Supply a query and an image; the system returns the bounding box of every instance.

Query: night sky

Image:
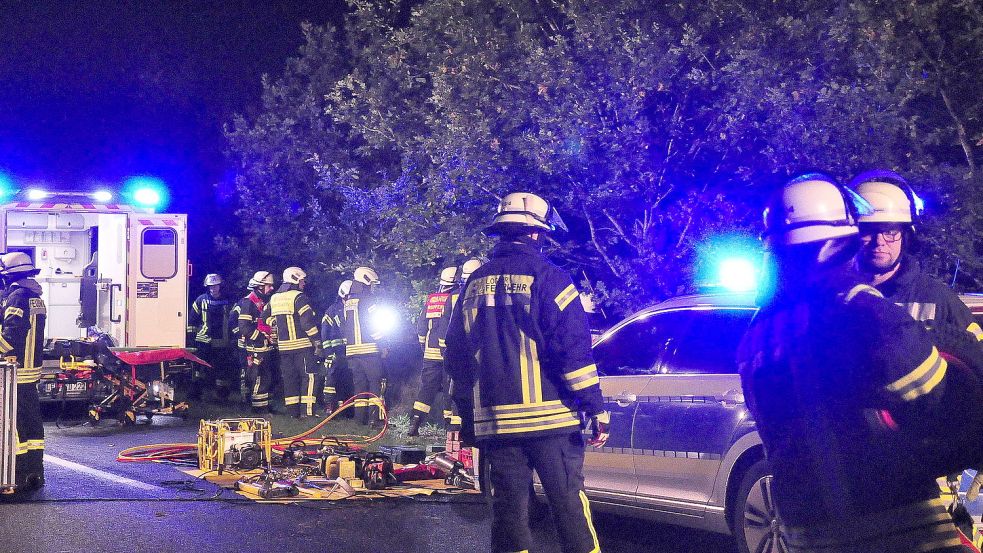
[0,0,345,265]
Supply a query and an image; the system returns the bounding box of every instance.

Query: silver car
[582,292,781,553]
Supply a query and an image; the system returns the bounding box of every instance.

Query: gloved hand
[586,411,611,448]
[313,342,324,360]
[967,469,983,502]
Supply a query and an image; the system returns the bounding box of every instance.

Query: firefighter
[342,267,386,427]
[0,252,46,490]
[435,258,483,432]
[852,170,982,343]
[737,173,977,552]
[263,267,322,418]
[236,271,276,414]
[188,273,237,401]
[319,279,352,415]
[445,192,609,553]
[407,266,458,437]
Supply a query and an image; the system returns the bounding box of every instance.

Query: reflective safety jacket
[445,239,603,440]
[189,292,233,348]
[0,278,46,384]
[321,298,346,356]
[737,270,967,550]
[342,281,382,358]
[263,283,319,352]
[417,290,452,361]
[876,254,982,342]
[236,292,273,354]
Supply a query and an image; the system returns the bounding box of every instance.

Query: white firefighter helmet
[283,266,307,285]
[248,270,274,289]
[762,173,873,247]
[204,273,223,287]
[0,251,39,278]
[438,266,458,287]
[338,279,353,298]
[849,170,923,225]
[353,266,380,286]
[486,192,568,234]
[460,258,483,282]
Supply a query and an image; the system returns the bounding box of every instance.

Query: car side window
[660,308,756,375]
[592,312,676,376]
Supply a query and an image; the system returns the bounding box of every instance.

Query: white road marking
[46,455,160,492]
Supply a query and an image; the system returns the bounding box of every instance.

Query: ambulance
[0,188,188,349]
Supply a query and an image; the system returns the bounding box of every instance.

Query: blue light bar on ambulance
[91,190,113,203]
[122,176,170,212]
[26,188,49,201]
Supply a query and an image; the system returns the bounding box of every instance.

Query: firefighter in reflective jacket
[342,267,385,426]
[263,267,322,418]
[188,273,237,400]
[445,192,609,553]
[852,170,982,343]
[407,266,458,437]
[738,173,978,552]
[0,252,46,490]
[434,258,484,432]
[236,271,276,414]
[319,279,352,414]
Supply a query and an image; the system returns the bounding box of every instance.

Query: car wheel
[732,459,787,553]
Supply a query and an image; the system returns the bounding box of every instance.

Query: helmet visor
[548,207,568,233]
[843,187,875,219]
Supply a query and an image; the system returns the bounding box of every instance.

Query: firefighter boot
[407,414,423,437]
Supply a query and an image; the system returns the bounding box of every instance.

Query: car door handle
[614,392,637,407]
[715,389,744,405]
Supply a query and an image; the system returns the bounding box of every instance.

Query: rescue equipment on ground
[197,418,272,474]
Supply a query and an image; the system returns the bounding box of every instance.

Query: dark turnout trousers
[411,359,449,422]
[280,349,317,417]
[484,431,600,553]
[349,354,383,424]
[245,351,273,411]
[16,382,44,488]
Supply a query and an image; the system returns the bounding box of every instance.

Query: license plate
[42,381,87,395]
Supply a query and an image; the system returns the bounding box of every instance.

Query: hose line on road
[116,392,389,465]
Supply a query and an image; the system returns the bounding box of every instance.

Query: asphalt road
[0,413,738,553]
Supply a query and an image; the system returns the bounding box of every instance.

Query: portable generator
[197,418,272,474]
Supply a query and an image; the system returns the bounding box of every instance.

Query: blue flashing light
[92,190,113,203]
[0,172,15,200]
[122,176,170,211]
[26,188,49,201]
[718,257,758,292]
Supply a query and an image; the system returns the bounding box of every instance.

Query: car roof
[596,292,758,344]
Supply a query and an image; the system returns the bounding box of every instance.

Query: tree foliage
[223,0,983,316]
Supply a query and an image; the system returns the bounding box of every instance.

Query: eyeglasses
[860,229,902,243]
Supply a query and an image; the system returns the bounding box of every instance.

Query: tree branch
[939,85,977,176]
[584,208,622,278]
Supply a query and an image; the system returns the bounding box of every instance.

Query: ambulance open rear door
[126,215,187,348]
[96,213,129,346]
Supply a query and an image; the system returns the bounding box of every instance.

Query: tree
[222,0,983,317]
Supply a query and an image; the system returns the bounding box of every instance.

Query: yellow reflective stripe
[298,304,312,316]
[413,401,432,414]
[478,399,564,414]
[569,375,600,391]
[438,338,446,347]
[579,491,601,553]
[968,322,983,342]
[322,387,336,394]
[479,406,573,421]
[24,315,36,372]
[843,284,883,303]
[238,314,255,321]
[0,334,12,353]
[418,335,426,344]
[277,338,312,351]
[25,439,44,451]
[448,416,462,425]
[554,284,578,311]
[564,363,598,381]
[305,327,319,337]
[885,347,948,401]
[519,330,531,404]
[284,396,300,405]
[475,416,580,436]
[346,343,380,355]
[4,307,23,318]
